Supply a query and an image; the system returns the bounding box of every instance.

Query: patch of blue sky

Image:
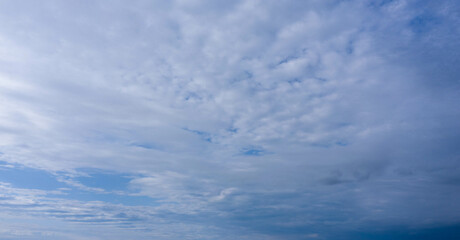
[240,147,268,156]
[66,169,160,206]
[227,127,238,133]
[73,168,137,191]
[183,127,212,142]
[277,55,299,66]
[0,161,67,190]
[0,163,158,206]
[242,149,264,156]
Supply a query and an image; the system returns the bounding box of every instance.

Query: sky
[0,0,459,239]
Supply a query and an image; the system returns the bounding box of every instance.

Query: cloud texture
[0,0,459,239]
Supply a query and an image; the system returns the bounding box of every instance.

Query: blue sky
[0,0,459,239]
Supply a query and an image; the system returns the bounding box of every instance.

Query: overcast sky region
[0,0,459,239]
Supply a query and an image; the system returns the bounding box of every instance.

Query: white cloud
[0,0,459,239]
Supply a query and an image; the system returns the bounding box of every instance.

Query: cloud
[0,0,459,239]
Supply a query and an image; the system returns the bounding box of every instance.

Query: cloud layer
[0,0,459,239]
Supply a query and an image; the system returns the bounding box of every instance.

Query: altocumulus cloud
[0,0,459,239]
